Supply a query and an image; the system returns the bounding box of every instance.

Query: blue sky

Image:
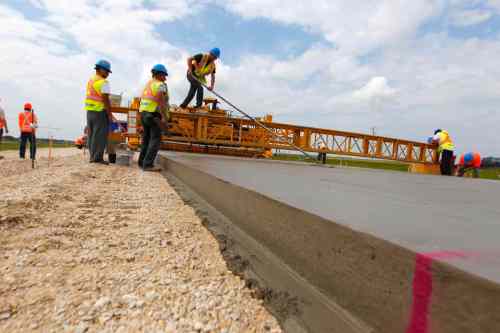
[1,0,500,155]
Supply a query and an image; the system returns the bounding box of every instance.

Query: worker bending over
[85,60,113,164]
[180,48,220,109]
[432,129,455,176]
[138,64,170,172]
[18,103,38,160]
[457,152,481,178]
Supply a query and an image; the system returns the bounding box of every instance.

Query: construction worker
[432,129,455,176]
[179,48,220,109]
[0,100,8,143]
[18,103,38,160]
[85,59,113,164]
[138,64,170,172]
[457,152,481,178]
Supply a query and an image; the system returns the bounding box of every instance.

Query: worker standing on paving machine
[85,60,113,165]
[138,64,170,172]
[457,152,481,178]
[18,103,38,160]
[179,48,220,109]
[432,129,455,176]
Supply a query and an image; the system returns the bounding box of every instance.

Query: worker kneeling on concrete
[138,64,170,172]
[457,152,481,178]
[18,103,38,160]
[180,48,220,109]
[432,129,455,176]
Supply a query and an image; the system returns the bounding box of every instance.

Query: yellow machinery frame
[110,99,440,173]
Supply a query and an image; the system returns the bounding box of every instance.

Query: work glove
[30,124,38,129]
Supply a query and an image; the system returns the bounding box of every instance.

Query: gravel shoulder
[0,153,281,332]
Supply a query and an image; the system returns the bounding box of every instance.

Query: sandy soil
[0,152,281,332]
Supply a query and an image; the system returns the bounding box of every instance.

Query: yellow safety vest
[438,130,454,153]
[194,54,216,84]
[85,75,107,112]
[139,79,165,113]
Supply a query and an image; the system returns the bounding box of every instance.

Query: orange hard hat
[24,102,32,110]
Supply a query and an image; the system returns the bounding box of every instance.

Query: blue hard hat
[209,47,221,59]
[464,152,474,164]
[95,59,112,73]
[152,64,168,75]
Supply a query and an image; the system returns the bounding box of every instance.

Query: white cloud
[451,9,492,26]
[352,77,396,102]
[0,1,500,157]
[220,0,443,54]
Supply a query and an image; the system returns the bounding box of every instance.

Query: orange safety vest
[459,152,481,168]
[19,111,36,133]
[0,117,5,129]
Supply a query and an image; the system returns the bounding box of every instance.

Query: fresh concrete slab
[162,152,500,284]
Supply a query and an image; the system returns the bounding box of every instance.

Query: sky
[1,0,500,155]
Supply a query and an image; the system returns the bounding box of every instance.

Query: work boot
[143,165,162,172]
[108,154,117,164]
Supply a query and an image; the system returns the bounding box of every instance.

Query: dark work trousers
[138,112,162,168]
[458,167,479,178]
[440,149,454,176]
[180,73,204,108]
[87,111,108,162]
[20,132,36,159]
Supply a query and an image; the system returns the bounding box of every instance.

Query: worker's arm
[186,56,194,74]
[18,113,23,131]
[102,93,113,121]
[209,73,215,91]
[3,118,7,133]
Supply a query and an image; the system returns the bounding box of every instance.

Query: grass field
[273,153,500,180]
[0,139,71,151]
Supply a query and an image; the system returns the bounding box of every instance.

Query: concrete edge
[158,154,500,333]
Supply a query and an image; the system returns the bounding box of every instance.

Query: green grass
[273,153,500,180]
[476,168,500,180]
[0,140,71,151]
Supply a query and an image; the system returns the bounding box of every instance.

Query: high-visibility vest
[85,75,107,112]
[459,152,481,168]
[193,54,216,84]
[438,130,454,152]
[19,111,36,133]
[0,117,5,129]
[139,79,164,113]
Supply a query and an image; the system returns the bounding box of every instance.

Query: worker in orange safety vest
[0,99,8,159]
[457,152,481,178]
[18,102,38,160]
[0,99,8,143]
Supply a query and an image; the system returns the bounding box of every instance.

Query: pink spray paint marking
[405,250,475,333]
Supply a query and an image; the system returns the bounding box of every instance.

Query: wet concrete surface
[161,152,500,285]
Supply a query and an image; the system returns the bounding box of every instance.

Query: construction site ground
[0,149,281,333]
